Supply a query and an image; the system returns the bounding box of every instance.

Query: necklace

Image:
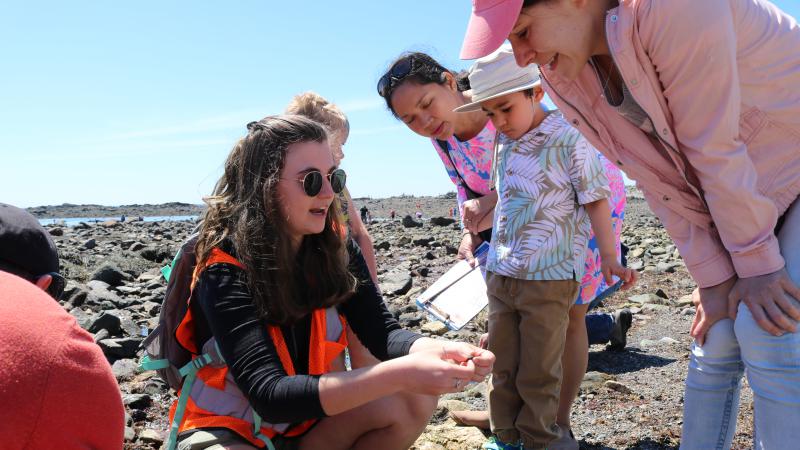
[590,56,620,105]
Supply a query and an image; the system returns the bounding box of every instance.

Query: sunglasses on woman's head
[377,57,414,98]
[288,168,347,197]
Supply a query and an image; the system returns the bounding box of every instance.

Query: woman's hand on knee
[691,278,736,346]
[728,268,800,336]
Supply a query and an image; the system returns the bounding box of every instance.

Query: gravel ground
[40,191,759,449]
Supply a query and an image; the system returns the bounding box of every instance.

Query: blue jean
[681,198,800,449]
[584,280,623,345]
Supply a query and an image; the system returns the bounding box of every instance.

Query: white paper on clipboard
[416,242,489,330]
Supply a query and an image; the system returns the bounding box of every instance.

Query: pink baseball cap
[460,0,524,60]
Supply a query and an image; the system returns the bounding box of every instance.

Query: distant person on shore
[380,50,634,443]
[286,91,379,283]
[166,115,494,450]
[459,0,800,447]
[0,203,125,449]
[390,209,396,221]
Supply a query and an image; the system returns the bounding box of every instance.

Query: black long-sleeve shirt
[190,240,421,424]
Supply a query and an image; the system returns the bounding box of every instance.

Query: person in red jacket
[0,203,125,449]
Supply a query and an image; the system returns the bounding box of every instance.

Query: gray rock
[129,242,146,252]
[143,301,161,316]
[124,427,135,442]
[86,286,127,309]
[421,321,449,336]
[402,215,422,228]
[399,312,425,327]
[375,241,391,251]
[382,269,412,296]
[656,262,683,273]
[605,380,635,395]
[138,429,164,445]
[628,293,662,305]
[650,246,667,255]
[430,216,456,227]
[123,393,152,409]
[48,227,64,236]
[116,285,142,295]
[93,329,110,343]
[112,358,139,381]
[642,303,671,313]
[69,308,95,331]
[83,238,97,250]
[98,337,142,358]
[62,283,88,306]
[414,237,435,246]
[139,246,171,263]
[88,312,122,334]
[86,279,110,290]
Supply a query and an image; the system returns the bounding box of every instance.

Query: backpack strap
[161,247,183,283]
[436,139,470,190]
[164,353,213,450]
[489,129,500,191]
[191,248,245,288]
[253,412,277,450]
[139,354,170,371]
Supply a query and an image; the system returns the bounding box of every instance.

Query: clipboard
[416,242,490,330]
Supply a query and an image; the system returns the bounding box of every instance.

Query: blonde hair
[285,92,349,138]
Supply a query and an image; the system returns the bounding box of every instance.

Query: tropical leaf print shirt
[487,111,611,281]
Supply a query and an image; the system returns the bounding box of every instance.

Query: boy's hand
[462,199,483,233]
[601,261,638,290]
[462,192,498,234]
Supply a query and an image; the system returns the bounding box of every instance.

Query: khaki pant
[486,272,578,449]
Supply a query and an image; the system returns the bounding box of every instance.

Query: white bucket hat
[454,44,541,113]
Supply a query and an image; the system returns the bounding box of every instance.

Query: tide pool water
[38,215,198,227]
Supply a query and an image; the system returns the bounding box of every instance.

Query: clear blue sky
[2,1,798,207]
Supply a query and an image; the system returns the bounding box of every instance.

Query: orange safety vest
[170,248,348,448]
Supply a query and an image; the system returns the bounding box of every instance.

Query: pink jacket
[540,0,800,288]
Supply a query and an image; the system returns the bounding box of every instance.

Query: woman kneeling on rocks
[172,115,494,450]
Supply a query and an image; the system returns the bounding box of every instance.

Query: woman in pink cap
[460,0,800,448]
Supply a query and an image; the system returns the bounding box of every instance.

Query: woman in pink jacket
[459,0,800,449]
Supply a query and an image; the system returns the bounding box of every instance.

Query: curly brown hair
[195,114,356,325]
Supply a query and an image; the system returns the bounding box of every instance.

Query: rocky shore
[39,192,756,449]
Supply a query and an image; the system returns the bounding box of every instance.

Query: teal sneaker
[482,436,523,450]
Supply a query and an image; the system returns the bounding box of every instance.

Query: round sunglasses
[287,168,347,197]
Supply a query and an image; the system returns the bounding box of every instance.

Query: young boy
[455,45,636,450]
